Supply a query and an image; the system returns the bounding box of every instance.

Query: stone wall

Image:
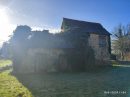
[88,33,110,61]
[23,48,65,73]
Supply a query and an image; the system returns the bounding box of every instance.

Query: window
[99,35,107,47]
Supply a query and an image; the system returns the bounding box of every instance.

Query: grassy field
[0,60,33,97]
[15,67,130,97]
[0,60,130,97]
[0,60,12,68]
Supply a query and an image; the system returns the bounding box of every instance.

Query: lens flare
[0,8,14,41]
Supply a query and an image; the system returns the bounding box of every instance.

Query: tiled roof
[61,18,111,35]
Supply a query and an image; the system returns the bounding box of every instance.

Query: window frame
[99,35,107,47]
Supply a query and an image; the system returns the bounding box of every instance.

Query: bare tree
[113,24,130,60]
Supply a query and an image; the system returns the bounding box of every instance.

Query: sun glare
[0,8,14,42]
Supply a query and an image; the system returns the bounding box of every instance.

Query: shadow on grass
[13,66,130,97]
[0,65,12,72]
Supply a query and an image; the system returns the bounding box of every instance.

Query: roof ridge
[63,17,101,25]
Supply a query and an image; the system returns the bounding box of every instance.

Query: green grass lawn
[1,60,130,97]
[0,60,12,68]
[15,67,130,97]
[0,60,33,97]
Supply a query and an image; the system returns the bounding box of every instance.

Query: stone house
[11,18,111,73]
[61,18,111,61]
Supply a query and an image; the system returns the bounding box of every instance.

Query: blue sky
[0,0,130,42]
